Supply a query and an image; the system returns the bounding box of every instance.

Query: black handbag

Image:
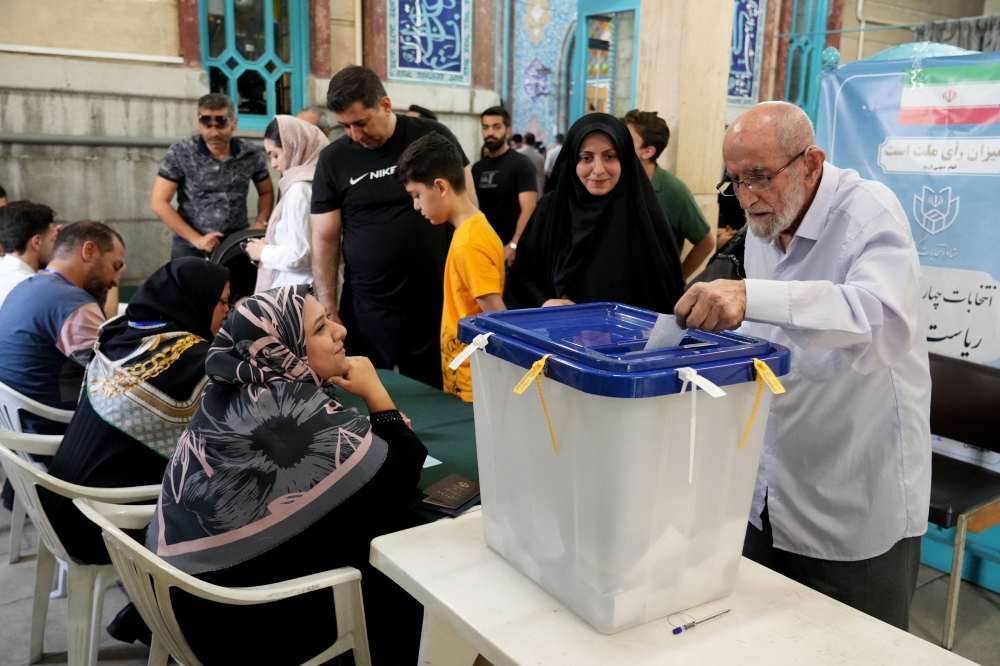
[687,226,747,288]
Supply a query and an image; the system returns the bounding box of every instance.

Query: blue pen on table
[672,608,731,635]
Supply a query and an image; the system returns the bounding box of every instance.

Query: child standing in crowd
[396,134,506,402]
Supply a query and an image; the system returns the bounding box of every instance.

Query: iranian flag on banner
[900,64,1000,125]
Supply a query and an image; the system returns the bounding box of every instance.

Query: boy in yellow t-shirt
[397,133,506,401]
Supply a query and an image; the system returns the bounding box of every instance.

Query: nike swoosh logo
[349,174,368,185]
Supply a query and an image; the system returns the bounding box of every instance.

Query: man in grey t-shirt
[517,132,546,193]
[150,93,274,260]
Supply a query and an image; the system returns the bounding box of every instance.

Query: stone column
[311,0,333,81]
[636,0,735,253]
[309,0,362,107]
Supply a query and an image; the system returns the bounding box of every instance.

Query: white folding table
[370,510,972,666]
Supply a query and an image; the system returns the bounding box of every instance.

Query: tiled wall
[511,0,578,143]
[388,0,474,85]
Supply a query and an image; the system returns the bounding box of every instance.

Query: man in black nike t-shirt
[311,66,475,389]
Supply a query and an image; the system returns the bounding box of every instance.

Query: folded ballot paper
[644,314,687,350]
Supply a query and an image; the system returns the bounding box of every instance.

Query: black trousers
[338,282,443,390]
[743,503,921,630]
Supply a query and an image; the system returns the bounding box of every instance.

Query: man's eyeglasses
[198,114,231,129]
[717,148,809,197]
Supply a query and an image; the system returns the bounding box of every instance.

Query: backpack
[687,226,747,288]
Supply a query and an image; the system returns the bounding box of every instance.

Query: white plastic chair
[0,436,161,666]
[0,380,74,564]
[1,431,70,600]
[74,497,373,666]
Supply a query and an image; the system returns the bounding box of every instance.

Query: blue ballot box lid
[457,303,790,398]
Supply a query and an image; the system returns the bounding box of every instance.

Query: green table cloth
[337,370,479,519]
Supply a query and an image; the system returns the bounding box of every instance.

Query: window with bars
[200,0,309,130]
[784,0,830,122]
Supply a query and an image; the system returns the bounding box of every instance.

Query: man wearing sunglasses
[675,102,931,631]
[150,93,274,262]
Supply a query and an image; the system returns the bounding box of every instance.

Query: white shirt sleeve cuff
[744,278,791,327]
[259,244,280,269]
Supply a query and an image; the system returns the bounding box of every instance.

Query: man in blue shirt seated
[0,219,125,509]
[0,220,125,432]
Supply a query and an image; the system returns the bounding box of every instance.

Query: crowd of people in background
[0,64,742,665]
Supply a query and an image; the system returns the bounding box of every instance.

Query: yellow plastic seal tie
[513,354,550,394]
[535,373,559,455]
[513,354,559,455]
[739,359,786,450]
[739,380,765,451]
[753,358,786,395]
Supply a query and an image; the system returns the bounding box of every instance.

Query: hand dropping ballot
[645,314,687,350]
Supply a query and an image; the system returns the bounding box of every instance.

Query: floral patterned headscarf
[147,285,388,574]
[206,284,322,389]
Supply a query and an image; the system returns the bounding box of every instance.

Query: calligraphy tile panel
[729,0,767,104]
[389,0,473,85]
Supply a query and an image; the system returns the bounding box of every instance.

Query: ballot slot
[584,338,715,355]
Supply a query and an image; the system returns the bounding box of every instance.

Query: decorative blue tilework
[524,58,550,101]
[388,0,473,85]
[511,0,577,143]
[728,0,768,104]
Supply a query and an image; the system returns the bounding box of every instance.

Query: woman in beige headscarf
[246,115,329,291]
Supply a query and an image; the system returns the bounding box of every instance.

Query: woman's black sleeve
[510,203,552,308]
[371,416,428,492]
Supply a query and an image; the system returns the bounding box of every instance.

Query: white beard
[745,177,807,241]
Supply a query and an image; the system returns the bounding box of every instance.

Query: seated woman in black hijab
[147,284,428,666]
[41,257,231,565]
[511,113,685,312]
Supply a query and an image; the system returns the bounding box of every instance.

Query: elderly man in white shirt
[675,102,931,630]
[0,200,58,306]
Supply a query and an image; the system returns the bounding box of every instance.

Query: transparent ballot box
[458,303,790,633]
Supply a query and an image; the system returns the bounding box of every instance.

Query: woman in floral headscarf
[148,284,427,666]
[245,115,328,290]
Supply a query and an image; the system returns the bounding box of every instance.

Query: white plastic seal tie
[448,332,493,371]
[676,367,726,484]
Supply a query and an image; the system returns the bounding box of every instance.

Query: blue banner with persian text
[816,52,1000,374]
